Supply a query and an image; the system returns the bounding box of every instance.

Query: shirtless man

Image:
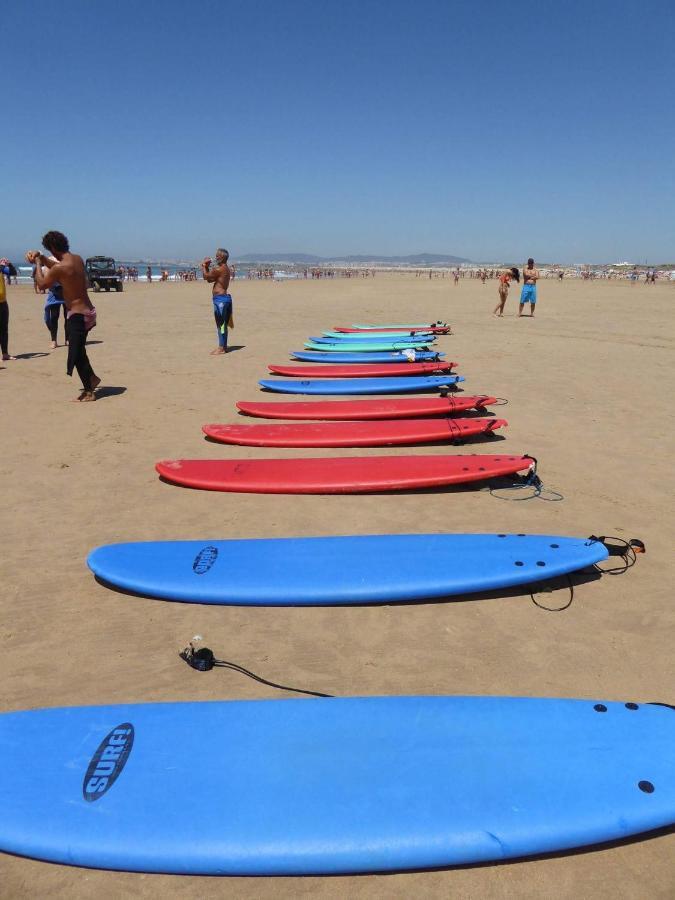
[26,231,101,401]
[519,257,539,317]
[201,248,233,355]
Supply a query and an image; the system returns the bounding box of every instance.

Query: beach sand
[1,274,673,899]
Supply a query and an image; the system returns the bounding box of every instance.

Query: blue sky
[3,0,674,262]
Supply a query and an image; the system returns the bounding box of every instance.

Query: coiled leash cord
[530,536,645,612]
[180,641,333,698]
[488,454,564,502]
[590,535,646,574]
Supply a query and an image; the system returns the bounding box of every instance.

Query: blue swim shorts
[520,284,537,304]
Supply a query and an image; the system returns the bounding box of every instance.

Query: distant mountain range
[236,252,471,266]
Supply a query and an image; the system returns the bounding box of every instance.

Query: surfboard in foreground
[155,454,533,493]
[259,375,464,395]
[268,362,457,378]
[203,417,506,447]
[1,696,672,874]
[89,533,607,604]
[291,350,444,363]
[236,395,498,419]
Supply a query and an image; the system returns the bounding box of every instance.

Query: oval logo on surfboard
[193,546,218,574]
[83,723,134,802]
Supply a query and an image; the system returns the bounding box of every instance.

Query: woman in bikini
[493,267,520,317]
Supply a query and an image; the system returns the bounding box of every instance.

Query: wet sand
[1,274,674,899]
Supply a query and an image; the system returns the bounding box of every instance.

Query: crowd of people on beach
[2,239,672,398]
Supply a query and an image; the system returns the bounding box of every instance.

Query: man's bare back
[201,251,231,295]
[30,251,94,314]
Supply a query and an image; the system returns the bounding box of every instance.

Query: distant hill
[237,253,323,264]
[237,252,471,266]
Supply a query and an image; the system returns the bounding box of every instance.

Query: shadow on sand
[95,385,127,400]
[91,565,604,610]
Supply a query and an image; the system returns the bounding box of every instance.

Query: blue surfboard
[310,334,437,344]
[292,350,445,363]
[259,375,464,395]
[1,696,672,874]
[87,534,608,605]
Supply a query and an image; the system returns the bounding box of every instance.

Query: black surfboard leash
[529,535,646,611]
[180,640,333,698]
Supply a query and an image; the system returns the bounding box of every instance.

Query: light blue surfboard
[308,337,435,350]
[292,350,445,363]
[305,340,433,352]
[316,332,437,342]
[1,696,672,874]
[259,375,464,395]
[87,534,608,605]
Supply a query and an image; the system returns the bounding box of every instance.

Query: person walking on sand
[27,231,101,401]
[201,248,233,355]
[519,258,539,317]
[493,267,520,317]
[44,275,68,349]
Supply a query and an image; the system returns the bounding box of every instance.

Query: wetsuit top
[45,282,65,305]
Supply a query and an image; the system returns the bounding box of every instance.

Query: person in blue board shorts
[519,258,539,317]
[201,248,233,355]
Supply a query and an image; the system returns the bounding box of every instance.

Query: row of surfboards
[2,320,670,878]
[157,322,522,491]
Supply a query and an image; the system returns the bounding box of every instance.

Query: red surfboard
[203,418,507,447]
[334,326,451,335]
[156,454,533,494]
[236,396,498,420]
[268,362,458,378]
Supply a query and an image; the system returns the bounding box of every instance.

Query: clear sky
[3,0,674,263]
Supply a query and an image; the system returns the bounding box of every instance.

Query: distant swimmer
[201,249,233,356]
[493,267,520,317]
[519,258,539,317]
[26,231,101,401]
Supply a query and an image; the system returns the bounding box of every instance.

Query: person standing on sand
[0,260,16,360]
[493,267,520,317]
[26,231,101,401]
[519,258,539,317]
[201,248,233,356]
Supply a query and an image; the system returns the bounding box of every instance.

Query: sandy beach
[1,274,673,899]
